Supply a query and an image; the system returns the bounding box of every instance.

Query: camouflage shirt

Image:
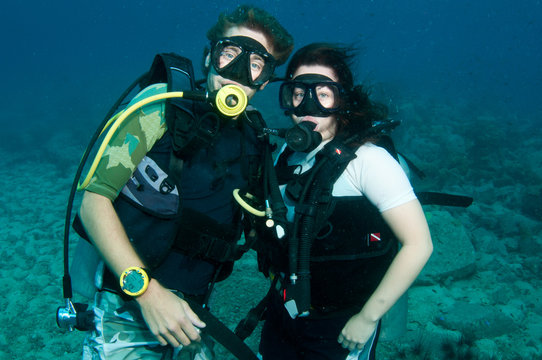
[85,83,168,200]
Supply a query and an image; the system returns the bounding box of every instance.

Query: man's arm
[79,191,205,347]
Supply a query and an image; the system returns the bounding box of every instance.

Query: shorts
[82,291,214,360]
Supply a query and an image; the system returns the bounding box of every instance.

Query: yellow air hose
[78,85,247,190]
[233,189,266,217]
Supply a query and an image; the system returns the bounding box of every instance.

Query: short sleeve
[334,143,416,212]
[84,83,168,200]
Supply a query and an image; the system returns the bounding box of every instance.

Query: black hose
[289,158,327,276]
[265,145,288,231]
[62,73,149,299]
[263,140,270,215]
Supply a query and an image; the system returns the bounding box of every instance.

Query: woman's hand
[337,312,377,351]
[137,279,206,347]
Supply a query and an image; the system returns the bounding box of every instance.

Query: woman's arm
[338,198,432,350]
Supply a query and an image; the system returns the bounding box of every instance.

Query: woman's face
[291,64,339,142]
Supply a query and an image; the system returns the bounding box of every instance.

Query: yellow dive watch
[119,267,150,297]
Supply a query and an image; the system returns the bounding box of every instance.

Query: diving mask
[280,74,344,117]
[210,36,277,88]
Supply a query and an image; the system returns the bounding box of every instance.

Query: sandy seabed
[1,96,541,360]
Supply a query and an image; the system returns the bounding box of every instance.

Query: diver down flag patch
[369,233,381,242]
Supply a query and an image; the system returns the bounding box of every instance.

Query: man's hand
[137,280,206,347]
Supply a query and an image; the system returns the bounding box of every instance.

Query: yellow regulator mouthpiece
[215,84,248,117]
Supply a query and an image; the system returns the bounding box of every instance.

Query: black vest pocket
[311,197,395,262]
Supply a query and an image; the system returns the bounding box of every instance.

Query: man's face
[206,26,274,100]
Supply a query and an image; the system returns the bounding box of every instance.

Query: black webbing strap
[234,277,278,341]
[184,298,258,360]
[417,191,473,207]
[174,208,242,263]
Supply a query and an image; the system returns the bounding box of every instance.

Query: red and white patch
[369,233,381,242]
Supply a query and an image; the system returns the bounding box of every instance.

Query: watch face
[122,270,144,293]
[120,267,149,296]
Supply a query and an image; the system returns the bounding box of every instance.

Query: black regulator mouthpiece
[285,121,322,153]
[263,121,322,153]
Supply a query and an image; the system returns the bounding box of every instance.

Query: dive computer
[119,266,150,297]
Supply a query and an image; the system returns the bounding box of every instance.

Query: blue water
[1,0,540,134]
[1,1,541,359]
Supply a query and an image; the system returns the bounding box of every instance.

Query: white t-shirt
[279,140,416,222]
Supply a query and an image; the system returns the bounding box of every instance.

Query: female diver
[258,43,433,360]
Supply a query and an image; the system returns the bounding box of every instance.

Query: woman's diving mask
[280,74,345,117]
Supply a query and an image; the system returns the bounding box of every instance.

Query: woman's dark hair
[207,5,294,65]
[285,43,388,137]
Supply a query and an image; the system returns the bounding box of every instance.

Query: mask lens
[280,82,307,109]
[249,53,266,81]
[215,43,243,69]
[292,85,307,107]
[314,84,339,109]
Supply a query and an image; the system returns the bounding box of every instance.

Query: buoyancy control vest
[73,53,266,293]
[234,124,473,338]
[108,110,264,293]
[266,136,401,316]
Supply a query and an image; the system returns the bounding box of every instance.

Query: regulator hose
[79,85,247,190]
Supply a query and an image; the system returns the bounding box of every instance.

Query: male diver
[76,5,293,359]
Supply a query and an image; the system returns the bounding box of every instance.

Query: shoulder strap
[147,52,197,124]
[373,134,399,161]
[147,52,224,159]
[241,108,267,186]
[284,139,358,203]
[147,53,196,91]
[301,139,359,230]
[274,146,297,185]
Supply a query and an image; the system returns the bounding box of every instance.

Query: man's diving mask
[210,36,277,88]
[280,74,345,117]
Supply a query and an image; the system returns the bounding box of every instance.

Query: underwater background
[0,0,541,359]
